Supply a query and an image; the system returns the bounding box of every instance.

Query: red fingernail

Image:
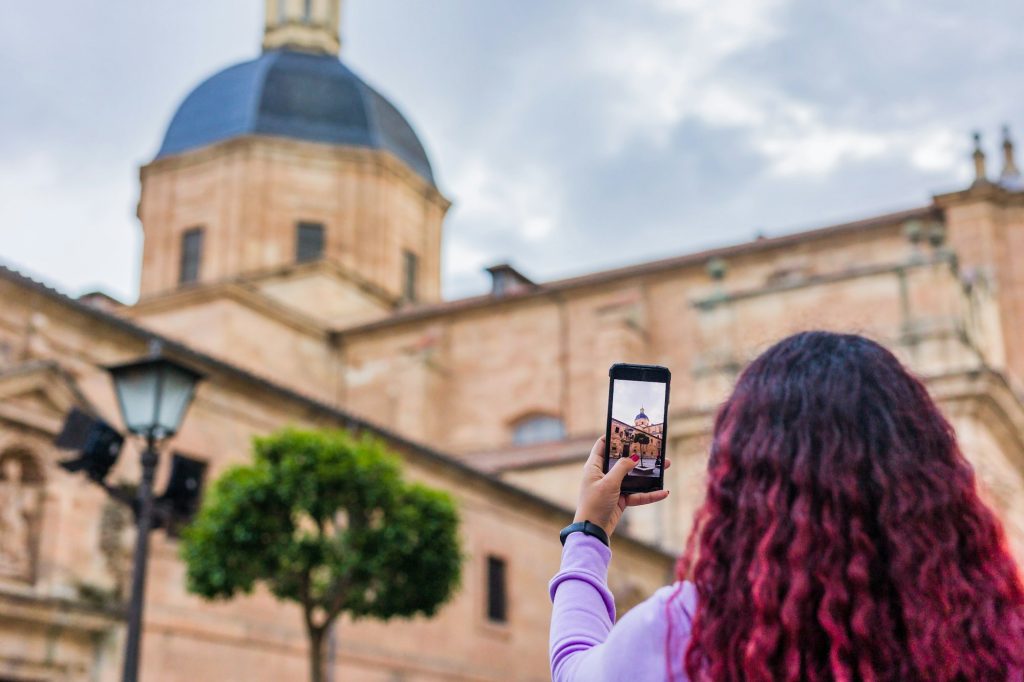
[631,455,639,462]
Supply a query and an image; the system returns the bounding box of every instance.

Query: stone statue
[0,455,40,579]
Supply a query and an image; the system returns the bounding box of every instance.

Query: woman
[550,331,1024,681]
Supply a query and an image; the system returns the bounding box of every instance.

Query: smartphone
[603,363,671,494]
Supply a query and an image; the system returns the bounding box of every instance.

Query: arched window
[511,415,565,446]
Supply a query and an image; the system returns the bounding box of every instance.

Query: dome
[635,409,648,421]
[157,49,435,185]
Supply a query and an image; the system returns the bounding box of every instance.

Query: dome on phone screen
[157,49,435,185]
[635,409,649,421]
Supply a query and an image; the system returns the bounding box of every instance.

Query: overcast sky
[612,379,667,426]
[1,0,1021,302]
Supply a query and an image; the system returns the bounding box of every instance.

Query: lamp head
[106,355,203,440]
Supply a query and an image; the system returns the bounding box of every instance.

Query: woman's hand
[573,437,670,538]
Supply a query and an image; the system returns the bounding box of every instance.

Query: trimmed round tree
[180,428,462,682]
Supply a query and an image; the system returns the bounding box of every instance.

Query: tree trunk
[308,625,326,682]
[325,620,338,682]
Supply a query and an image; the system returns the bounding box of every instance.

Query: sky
[1,1,1022,302]
[612,379,666,426]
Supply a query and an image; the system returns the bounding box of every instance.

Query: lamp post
[106,354,202,682]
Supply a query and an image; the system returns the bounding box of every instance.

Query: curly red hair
[675,331,1024,681]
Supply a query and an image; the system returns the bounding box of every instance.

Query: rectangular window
[179,227,203,284]
[163,453,209,537]
[303,0,313,22]
[403,250,418,303]
[486,555,508,623]
[296,221,325,263]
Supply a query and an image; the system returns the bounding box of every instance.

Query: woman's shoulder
[656,581,697,609]
[635,581,696,616]
[607,582,696,681]
[617,581,697,639]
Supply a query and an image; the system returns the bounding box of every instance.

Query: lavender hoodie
[549,533,696,681]
[550,535,1024,682]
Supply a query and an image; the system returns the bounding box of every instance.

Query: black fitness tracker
[559,520,609,547]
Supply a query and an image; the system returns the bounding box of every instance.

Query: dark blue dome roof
[157,50,435,185]
[635,409,648,421]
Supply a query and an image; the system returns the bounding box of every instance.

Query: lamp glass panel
[112,365,159,434]
[155,365,198,436]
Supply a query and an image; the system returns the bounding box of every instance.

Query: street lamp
[106,354,202,682]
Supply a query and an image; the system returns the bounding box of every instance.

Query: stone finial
[972,131,988,186]
[926,221,946,247]
[1001,125,1023,190]
[264,0,342,56]
[706,258,727,281]
[903,219,923,244]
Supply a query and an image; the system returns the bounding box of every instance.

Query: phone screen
[604,364,671,494]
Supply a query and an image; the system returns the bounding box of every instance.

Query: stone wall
[0,271,673,681]
[138,137,448,306]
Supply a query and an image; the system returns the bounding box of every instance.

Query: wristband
[559,520,609,547]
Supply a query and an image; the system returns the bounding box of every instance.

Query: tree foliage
[180,428,462,681]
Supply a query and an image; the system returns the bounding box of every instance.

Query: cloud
[1,0,1021,304]
[0,151,140,300]
[424,0,1022,298]
[444,239,491,279]
[568,0,978,182]
[579,0,790,153]
[611,379,666,426]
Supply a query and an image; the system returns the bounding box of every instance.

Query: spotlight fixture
[54,407,124,482]
[155,453,208,534]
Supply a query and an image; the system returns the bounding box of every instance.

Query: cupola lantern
[263,0,342,55]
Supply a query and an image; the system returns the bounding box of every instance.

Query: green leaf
[179,427,462,633]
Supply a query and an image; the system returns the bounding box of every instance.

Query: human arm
[549,534,694,681]
[548,438,673,681]
[548,533,617,681]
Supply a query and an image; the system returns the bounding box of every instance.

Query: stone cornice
[128,281,328,339]
[0,587,122,633]
[239,258,400,309]
[691,251,957,310]
[933,182,1024,208]
[0,361,97,435]
[333,204,937,340]
[139,135,451,209]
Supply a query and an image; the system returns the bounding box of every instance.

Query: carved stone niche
[0,448,44,583]
[98,498,132,600]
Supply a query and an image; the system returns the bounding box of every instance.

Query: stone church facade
[609,410,664,471]
[3,0,1024,679]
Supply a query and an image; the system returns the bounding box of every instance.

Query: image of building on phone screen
[609,380,666,478]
